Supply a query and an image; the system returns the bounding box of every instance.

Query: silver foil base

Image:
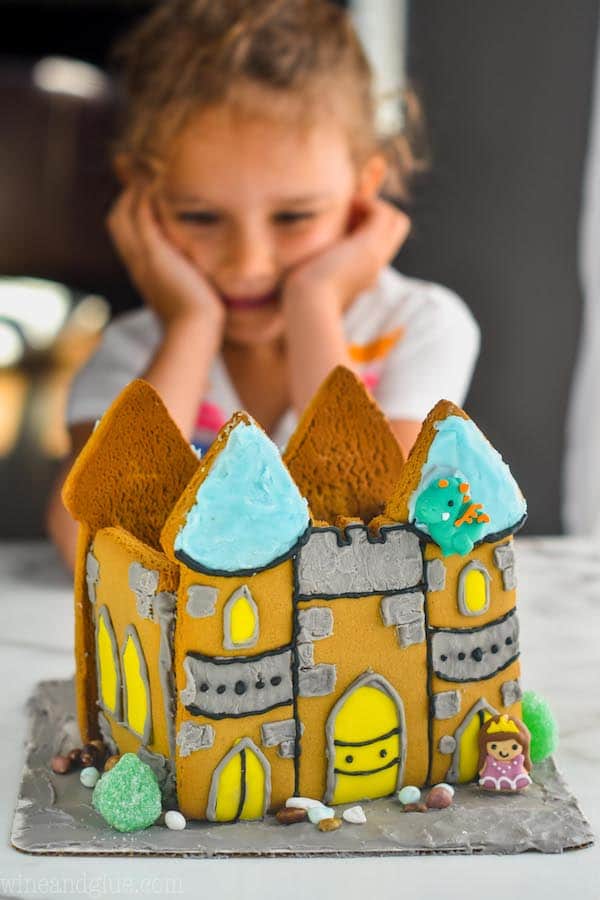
[11,679,595,857]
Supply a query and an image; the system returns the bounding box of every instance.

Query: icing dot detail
[491,644,499,654]
[271,676,282,686]
[506,636,513,646]
[234,680,246,695]
[345,755,354,764]
[256,680,265,690]
[471,647,484,662]
[200,683,209,693]
[458,652,466,661]
[216,685,226,694]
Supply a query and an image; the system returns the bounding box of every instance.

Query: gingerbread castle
[62,367,526,822]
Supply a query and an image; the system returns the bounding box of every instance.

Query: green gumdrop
[92,752,162,832]
[521,690,559,763]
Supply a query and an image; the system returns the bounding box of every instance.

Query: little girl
[47,0,479,567]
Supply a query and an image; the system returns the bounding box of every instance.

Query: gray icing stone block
[432,690,462,719]
[494,543,515,572]
[426,558,446,592]
[396,618,426,648]
[298,663,336,697]
[137,746,176,807]
[501,678,523,706]
[85,550,99,605]
[181,649,293,717]
[502,567,517,591]
[186,584,218,618]
[431,610,520,682]
[297,607,333,641]
[277,740,296,759]
[260,718,296,747]
[176,721,215,757]
[438,734,457,754]
[97,710,118,756]
[296,526,423,597]
[128,562,159,620]
[129,562,159,596]
[297,642,315,669]
[380,592,424,627]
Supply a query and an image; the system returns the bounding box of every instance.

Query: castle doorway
[207,737,271,822]
[325,672,406,805]
[446,698,498,783]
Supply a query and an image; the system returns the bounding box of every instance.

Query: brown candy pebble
[276,807,307,825]
[68,748,82,766]
[425,786,453,810]
[402,802,428,813]
[318,817,342,832]
[50,755,72,774]
[103,755,120,772]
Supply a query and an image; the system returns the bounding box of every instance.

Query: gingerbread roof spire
[283,366,404,524]
[62,379,199,549]
[161,413,310,574]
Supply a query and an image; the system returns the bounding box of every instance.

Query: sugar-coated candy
[521,690,559,763]
[92,753,162,833]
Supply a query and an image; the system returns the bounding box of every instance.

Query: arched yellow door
[329,679,402,805]
[457,705,494,782]
[210,739,270,822]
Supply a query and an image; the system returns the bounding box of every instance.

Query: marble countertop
[0,538,599,900]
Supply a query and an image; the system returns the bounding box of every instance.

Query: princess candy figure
[477,714,532,792]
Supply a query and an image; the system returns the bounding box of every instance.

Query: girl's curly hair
[108,0,428,201]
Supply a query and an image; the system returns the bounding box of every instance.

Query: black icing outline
[408,513,528,554]
[291,558,303,796]
[333,756,401,777]
[186,644,293,664]
[186,698,293,720]
[333,726,400,748]
[432,652,520,684]
[422,536,436,784]
[429,607,516,635]
[174,524,312,578]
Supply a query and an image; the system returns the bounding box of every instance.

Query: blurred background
[0,0,598,539]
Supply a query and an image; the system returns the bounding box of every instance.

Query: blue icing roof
[174,420,310,572]
[408,415,526,539]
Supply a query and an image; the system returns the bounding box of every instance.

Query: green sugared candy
[92,753,161,832]
[521,690,559,763]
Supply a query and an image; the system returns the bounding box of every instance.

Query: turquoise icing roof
[409,415,526,539]
[174,420,310,572]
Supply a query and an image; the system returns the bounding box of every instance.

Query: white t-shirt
[67,266,480,453]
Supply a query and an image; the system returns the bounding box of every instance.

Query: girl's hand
[106,181,226,332]
[283,197,411,312]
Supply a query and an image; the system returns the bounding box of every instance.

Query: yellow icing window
[458,562,490,616]
[121,625,151,742]
[457,705,495,782]
[223,585,259,649]
[96,607,120,716]
[210,738,269,822]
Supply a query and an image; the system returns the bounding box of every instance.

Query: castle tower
[161,413,311,821]
[386,401,527,785]
[284,368,429,803]
[62,381,199,796]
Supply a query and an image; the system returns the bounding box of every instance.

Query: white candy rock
[285,796,323,810]
[342,805,367,825]
[307,805,335,824]
[165,810,187,831]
